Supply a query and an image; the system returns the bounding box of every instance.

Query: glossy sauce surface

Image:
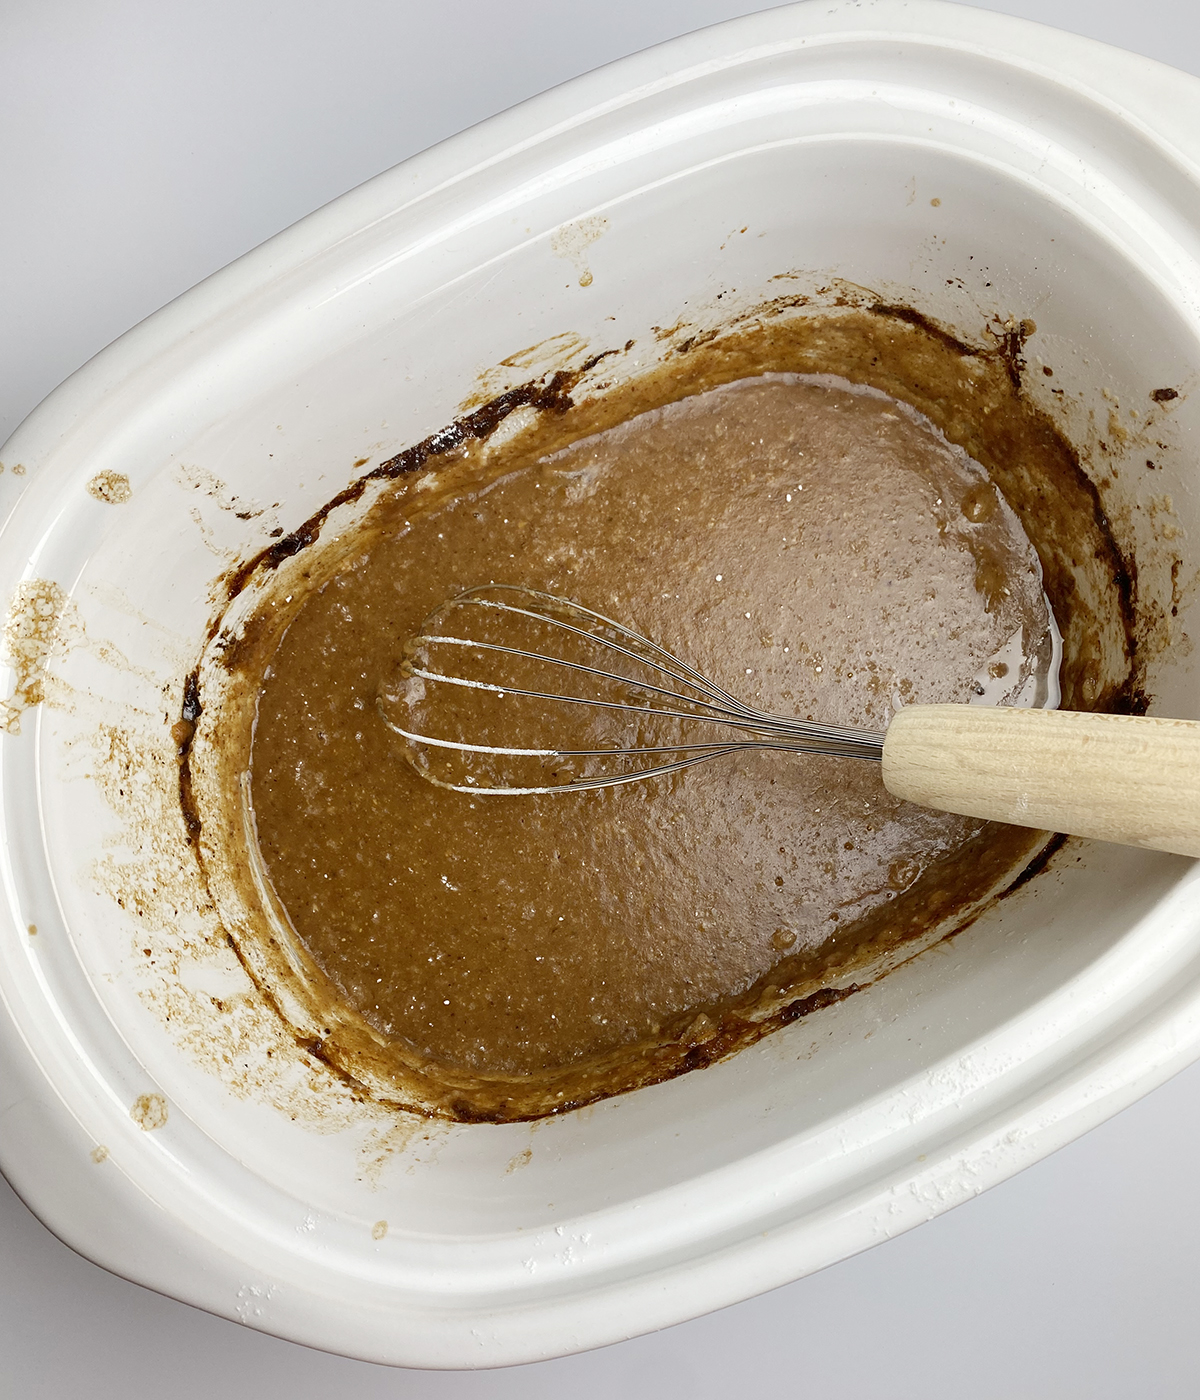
[249,375,1054,1093]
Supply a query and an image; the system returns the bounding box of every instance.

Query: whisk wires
[380,584,885,795]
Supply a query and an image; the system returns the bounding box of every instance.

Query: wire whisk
[373,584,1200,860]
[378,584,885,795]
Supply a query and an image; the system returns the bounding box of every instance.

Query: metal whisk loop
[381,584,886,795]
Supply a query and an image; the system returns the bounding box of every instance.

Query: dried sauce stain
[998,832,1070,899]
[1,580,71,732]
[371,1219,389,1240]
[130,1093,168,1130]
[506,1146,534,1174]
[87,715,406,1139]
[357,1114,439,1185]
[2,578,169,732]
[1107,410,1130,448]
[461,333,594,412]
[90,1144,110,1163]
[87,471,132,504]
[1146,493,1183,543]
[176,463,272,524]
[218,351,616,604]
[1065,382,1193,674]
[550,215,608,287]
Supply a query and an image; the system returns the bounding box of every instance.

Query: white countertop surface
[3,1,1199,1394]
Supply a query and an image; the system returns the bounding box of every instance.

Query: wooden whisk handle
[881,705,1200,857]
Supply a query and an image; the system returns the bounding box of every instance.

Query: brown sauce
[190,306,1140,1122]
[249,374,1054,1105]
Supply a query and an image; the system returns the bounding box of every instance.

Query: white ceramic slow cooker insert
[1,0,1198,1368]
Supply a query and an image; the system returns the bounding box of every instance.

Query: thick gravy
[247,373,1055,1114]
[189,305,1139,1122]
